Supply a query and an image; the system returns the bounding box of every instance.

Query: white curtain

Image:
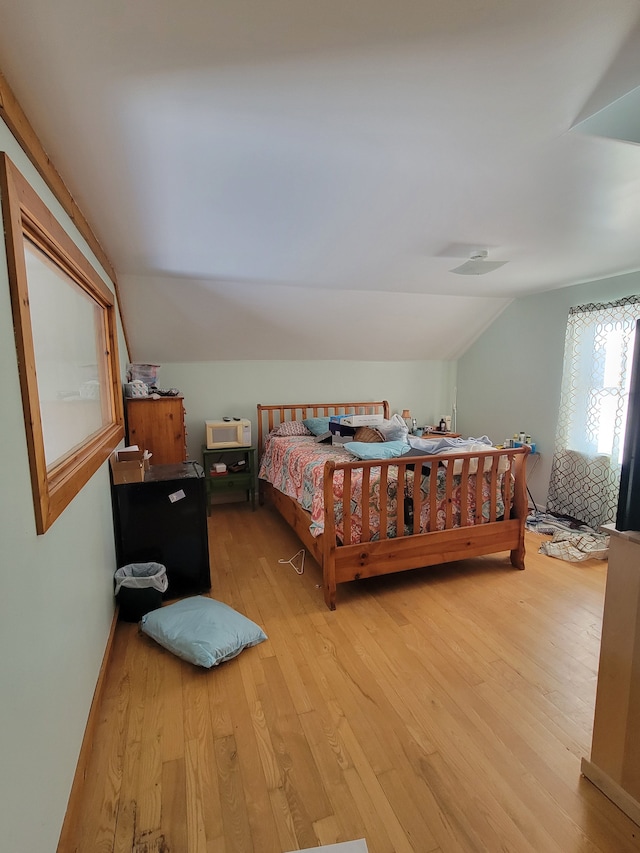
[546,295,640,529]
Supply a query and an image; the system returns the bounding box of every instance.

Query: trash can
[114,562,168,622]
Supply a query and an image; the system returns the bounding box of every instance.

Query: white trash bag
[114,562,168,596]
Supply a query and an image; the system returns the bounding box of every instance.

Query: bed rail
[323,446,528,542]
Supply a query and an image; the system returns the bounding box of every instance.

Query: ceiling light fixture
[449,250,508,276]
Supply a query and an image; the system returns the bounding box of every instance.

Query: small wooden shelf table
[202,445,257,513]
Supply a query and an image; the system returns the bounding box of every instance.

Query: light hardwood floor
[66,504,640,853]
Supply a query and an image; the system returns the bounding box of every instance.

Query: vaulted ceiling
[1,0,640,360]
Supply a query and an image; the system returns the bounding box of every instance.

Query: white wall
[0,123,127,851]
[158,359,458,460]
[457,273,640,510]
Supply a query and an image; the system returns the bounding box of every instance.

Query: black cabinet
[111,462,211,599]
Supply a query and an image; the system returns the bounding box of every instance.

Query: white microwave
[205,419,251,449]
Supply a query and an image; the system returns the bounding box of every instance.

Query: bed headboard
[257,400,390,457]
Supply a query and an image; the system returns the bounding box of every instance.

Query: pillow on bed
[303,416,331,436]
[344,439,409,460]
[273,421,311,437]
[140,596,267,668]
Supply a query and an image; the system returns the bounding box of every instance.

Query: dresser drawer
[207,473,253,493]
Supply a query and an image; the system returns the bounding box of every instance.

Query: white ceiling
[1,0,640,361]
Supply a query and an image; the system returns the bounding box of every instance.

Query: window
[547,295,640,528]
[566,316,635,463]
[0,153,124,533]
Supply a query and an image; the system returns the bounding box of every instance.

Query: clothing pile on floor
[526,510,610,562]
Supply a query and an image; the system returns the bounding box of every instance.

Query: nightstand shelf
[202,445,257,512]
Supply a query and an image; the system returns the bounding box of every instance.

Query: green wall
[457,274,640,509]
[0,121,128,852]
[159,359,458,461]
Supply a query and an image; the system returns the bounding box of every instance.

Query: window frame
[0,153,124,534]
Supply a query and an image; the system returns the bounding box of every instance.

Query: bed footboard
[320,446,529,608]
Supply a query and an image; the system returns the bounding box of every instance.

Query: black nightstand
[202,445,257,512]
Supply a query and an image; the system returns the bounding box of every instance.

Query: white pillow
[377,414,409,441]
[141,596,267,668]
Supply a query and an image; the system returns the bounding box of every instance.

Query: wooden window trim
[0,153,124,533]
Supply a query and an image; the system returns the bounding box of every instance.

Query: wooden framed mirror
[0,153,124,533]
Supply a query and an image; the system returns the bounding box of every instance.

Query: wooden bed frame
[257,400,530,610]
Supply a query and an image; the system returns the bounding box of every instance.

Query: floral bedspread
[258,436,352,519]
[259,435,505,542]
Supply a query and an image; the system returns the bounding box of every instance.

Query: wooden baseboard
[581,757,640,828]
[56,606,119,852]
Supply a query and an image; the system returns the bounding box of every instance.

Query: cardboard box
[329,420,356,437]
[110,448,150,484]
[340,414,384,427]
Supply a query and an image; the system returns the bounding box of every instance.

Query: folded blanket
[407,434,493,453]
[539,529,609,562]
[406,435,504,474]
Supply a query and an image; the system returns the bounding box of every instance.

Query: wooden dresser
[125,396,187,465]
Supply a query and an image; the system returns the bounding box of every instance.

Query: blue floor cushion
[141,595,267,667]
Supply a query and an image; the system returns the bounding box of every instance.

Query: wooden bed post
[510,447,530,569]
[323,460,338,610]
